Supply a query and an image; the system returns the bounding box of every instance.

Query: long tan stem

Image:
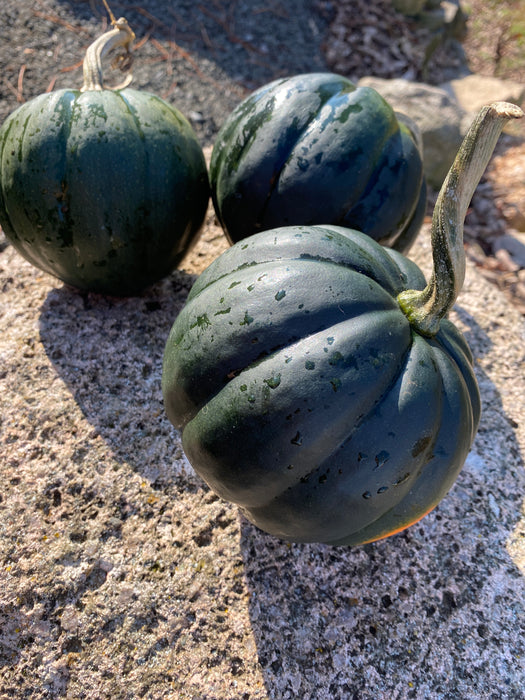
[397,101,523,337]
[80,17,135,92]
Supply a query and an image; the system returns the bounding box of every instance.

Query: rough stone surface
[1,2,525,699]
[441,73,525,120]
[2,205,525,700]
[358,76,466,188]
[493,232,525,267]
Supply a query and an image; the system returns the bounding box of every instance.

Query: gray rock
[392,0,468,40]
[440,73,525,116]
[493,231,525,267]
[359,76,466,188]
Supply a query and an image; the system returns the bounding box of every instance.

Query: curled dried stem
[81,16,135,92]
[397,101,524,337]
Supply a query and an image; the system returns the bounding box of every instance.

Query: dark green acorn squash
[210,72,426,253]
[163,103,522,546]
[0,19,209,296]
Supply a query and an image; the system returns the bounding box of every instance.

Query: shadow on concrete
[38,267,198,489]
[239,305,525,698]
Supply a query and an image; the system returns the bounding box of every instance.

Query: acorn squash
[163,103,522,545]
[0,19,209,296]
[210,72,426,252]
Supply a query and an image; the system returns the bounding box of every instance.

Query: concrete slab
[1,210,524,698]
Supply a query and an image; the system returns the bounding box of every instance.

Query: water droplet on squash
[362,491,372,499]
[411,436,432,458]
[374,450,390,469]
[291,432,302,446]
[264,374,281,389]
[329,351,343,367]
[275,290,286,301]
[240,312,254,326]
[330,378,341,392]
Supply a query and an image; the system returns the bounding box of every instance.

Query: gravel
[0,0,331,145]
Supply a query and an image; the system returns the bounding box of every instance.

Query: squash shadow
[38,268,197,487]
[239,305,525,698]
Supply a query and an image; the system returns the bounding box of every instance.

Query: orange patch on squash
[360,504,437,545]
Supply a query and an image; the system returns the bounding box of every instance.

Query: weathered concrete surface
[1,205,524,698]
[1,2,525,697]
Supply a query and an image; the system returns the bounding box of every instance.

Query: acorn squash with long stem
[162,102,522,546]
[0,18,209,296]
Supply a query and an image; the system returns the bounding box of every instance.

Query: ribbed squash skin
[162,225,480,546]
[0,88,209,295]
[210,73,426,253]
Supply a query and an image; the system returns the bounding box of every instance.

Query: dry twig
[33,0,91,36]
[16,64,26,102]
